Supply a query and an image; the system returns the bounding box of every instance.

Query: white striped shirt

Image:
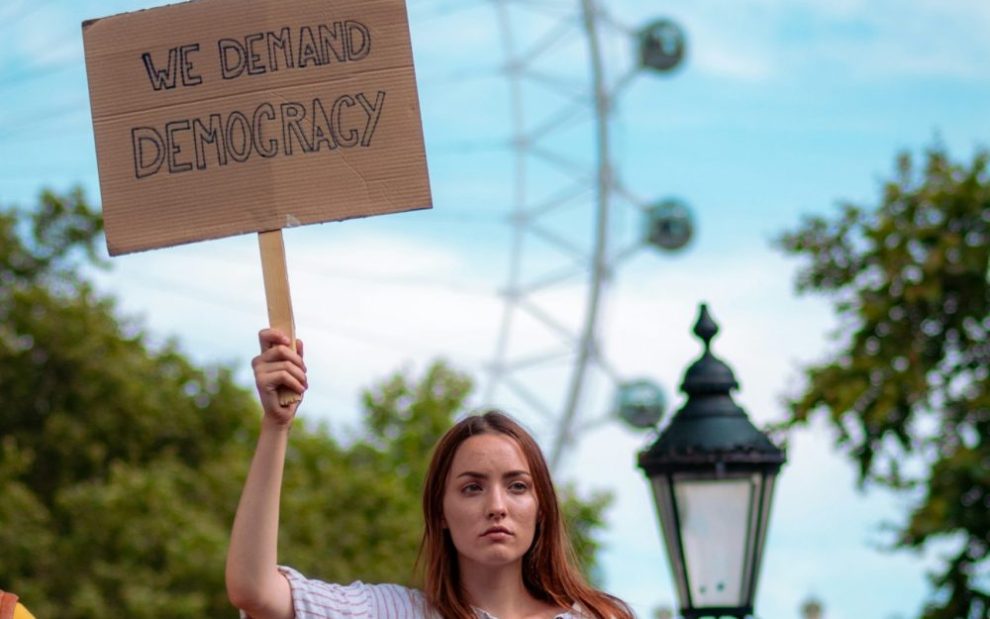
[242,566,586,619]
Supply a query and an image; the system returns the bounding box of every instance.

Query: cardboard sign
[83,0,431,255]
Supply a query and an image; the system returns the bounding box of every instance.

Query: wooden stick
[258,229,300,406]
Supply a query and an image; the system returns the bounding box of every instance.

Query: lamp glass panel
[745,473,777,598]
[650,475,691,605]
[674,476,755,608]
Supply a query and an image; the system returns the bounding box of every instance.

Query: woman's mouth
[481,526,512,538]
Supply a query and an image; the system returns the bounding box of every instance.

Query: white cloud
[9,3,81,66]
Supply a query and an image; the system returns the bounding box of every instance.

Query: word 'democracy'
[132,92,385,178]
[83,0,430,255]
[134,22,382,179]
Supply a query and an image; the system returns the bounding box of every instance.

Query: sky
[3,1,990,618]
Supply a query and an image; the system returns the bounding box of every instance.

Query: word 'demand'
[220,22,370,79]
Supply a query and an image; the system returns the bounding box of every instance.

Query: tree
[776,144,990,619]
[0,188,264,616]
[0,188,612,617]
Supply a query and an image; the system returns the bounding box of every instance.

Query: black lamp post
[638,304,786,619]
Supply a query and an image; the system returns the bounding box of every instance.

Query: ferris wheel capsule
[616,379,667,429]
[638,19,687,73]
[645,197,694,252]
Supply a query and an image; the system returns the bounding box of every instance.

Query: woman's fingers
[254,355,308,392]
[253,349,303,376]
[258,368,306,396]
[257,328,294,351]
[256,359,308,388]
[255,335,306,370]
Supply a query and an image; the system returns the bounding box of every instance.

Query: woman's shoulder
[278,566,434,619]
[563,599,632,619]
[557,603,588,619]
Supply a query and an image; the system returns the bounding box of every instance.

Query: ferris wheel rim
[486,0,618,471]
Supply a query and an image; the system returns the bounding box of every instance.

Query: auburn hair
[418,410,633,619]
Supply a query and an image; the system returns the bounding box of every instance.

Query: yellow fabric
[13,603,36,619]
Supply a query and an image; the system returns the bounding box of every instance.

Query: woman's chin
[461,548,525,570]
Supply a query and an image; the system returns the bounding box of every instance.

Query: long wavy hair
[418,410,633,619]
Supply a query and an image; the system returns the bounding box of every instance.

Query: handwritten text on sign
[83,0,430,255]
[134,23,385,178]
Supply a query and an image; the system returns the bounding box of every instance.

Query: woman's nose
[486,488,507,519]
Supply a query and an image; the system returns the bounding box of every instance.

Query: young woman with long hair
[226,329,633,619]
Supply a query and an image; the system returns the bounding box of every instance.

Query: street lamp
[638,304,786,619]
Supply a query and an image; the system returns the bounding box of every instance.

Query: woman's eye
[462,483,482,494]
[509,481,529,493]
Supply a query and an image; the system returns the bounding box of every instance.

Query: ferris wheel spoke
[588,347,622,383]
[500,375,558,421]
[516,298,578,344]
[611,178,648,210]
[500,348,574,372]
[527,222,588,262]
[596,9,634,36]
[609,240,644,267]
[430,138,509,155]
[610,66,640,98]
[419,66,501,87]
[519,69,587,101]
[515,265,583,296]
[518,15,580,62]
[527,145,592,181]
[574,412,615,434]
[411,0,489,22]
[498,0,576,20]
[524,101,590,145]
[519,180,592,220]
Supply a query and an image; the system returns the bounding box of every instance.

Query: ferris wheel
[481,0,695,470]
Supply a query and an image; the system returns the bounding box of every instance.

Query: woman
[227,329,633,619]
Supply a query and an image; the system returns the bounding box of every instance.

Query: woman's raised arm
[226,329,308,619]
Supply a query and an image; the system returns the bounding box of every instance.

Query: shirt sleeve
[279,566,427,619]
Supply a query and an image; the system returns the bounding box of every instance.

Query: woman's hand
[253,328,307,426]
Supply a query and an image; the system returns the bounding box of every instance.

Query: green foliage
[276,361,470,587]
[776,145,990,619]
[0,188,612,617]
[560,485,612,587]
[0,189,258,617]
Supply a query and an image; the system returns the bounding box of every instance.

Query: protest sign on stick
[83,0,431,403]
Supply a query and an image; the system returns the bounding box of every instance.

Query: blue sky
[3,1,990,618]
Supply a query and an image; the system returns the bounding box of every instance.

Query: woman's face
[442,433,539,572]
